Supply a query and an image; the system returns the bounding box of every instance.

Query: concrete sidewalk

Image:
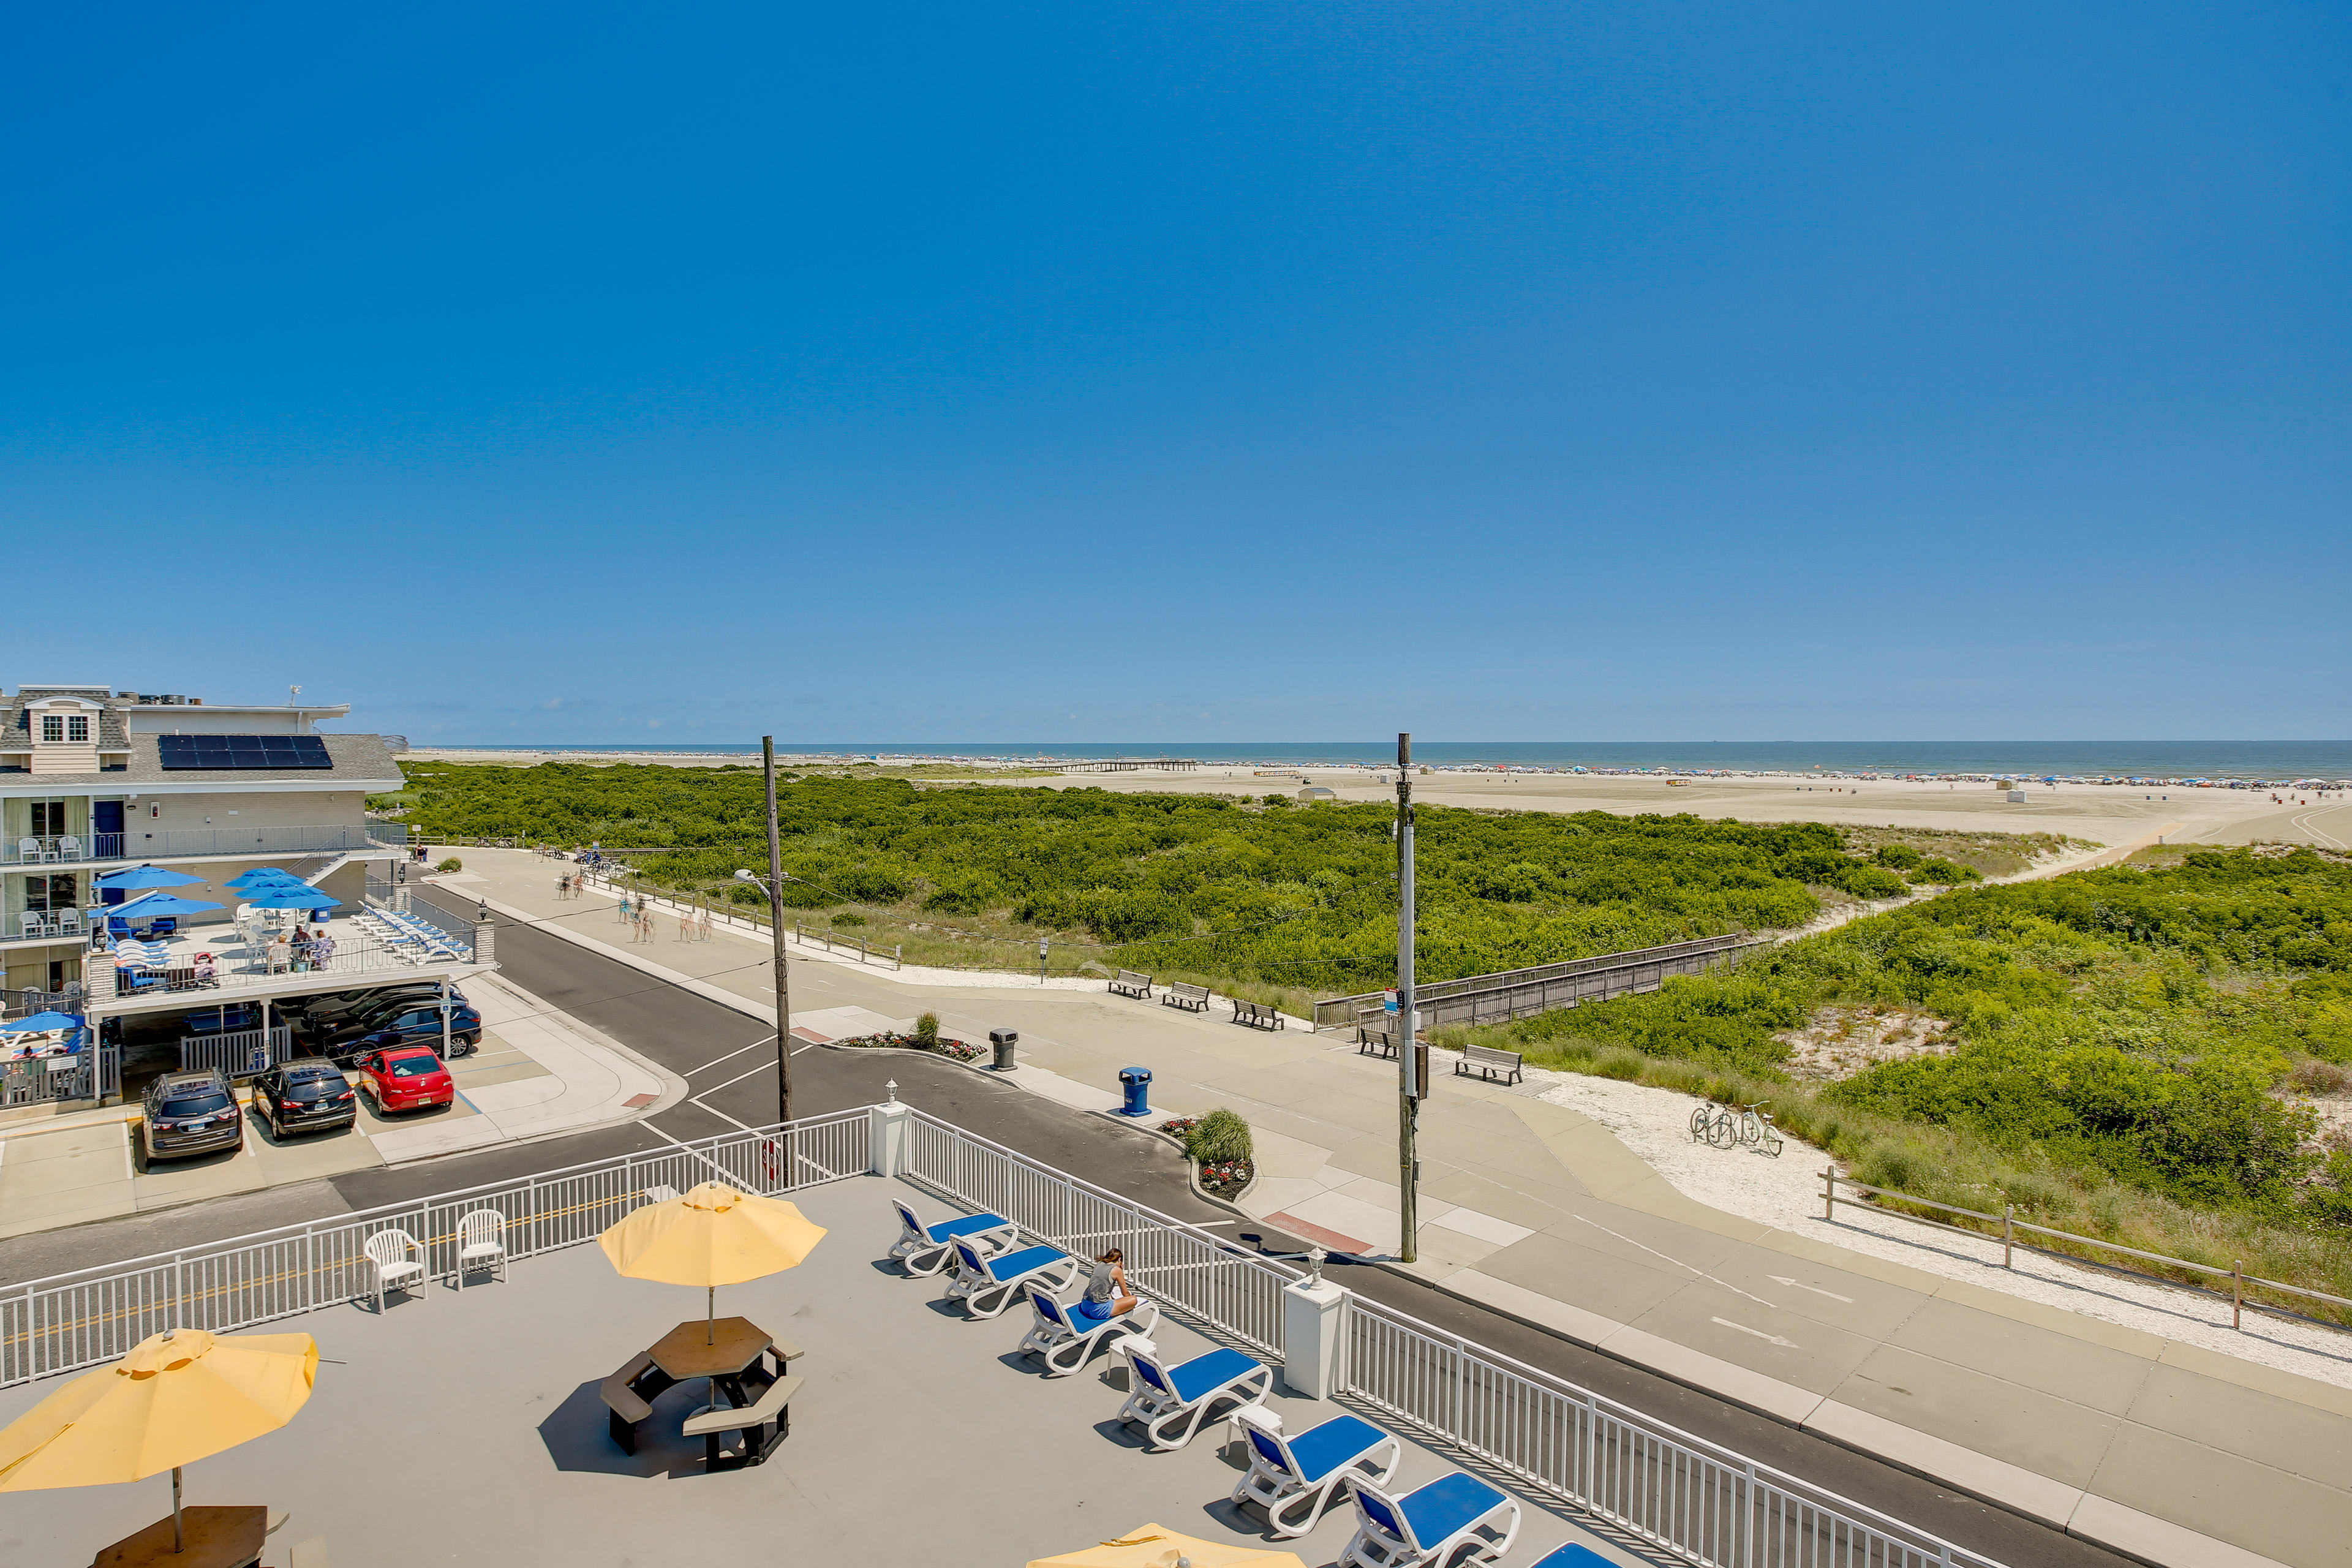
[451,849,2351,1568]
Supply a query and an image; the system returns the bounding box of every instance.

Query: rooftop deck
[0,1174,1612,1567]
[83,904,486,1018]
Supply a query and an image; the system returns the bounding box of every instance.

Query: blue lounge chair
[1113,1336,1272,1452]
[1523,1546,1611,1568]
[1339,1471,1521,1568]
[1231,1408,1401,1537]
[1016,1284,1158,1376]
[946,1238,1079,1319]
[888,1198,1016,1278]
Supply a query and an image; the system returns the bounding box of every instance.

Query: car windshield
[386,1056,442,1078]
[161,1091,231,1117]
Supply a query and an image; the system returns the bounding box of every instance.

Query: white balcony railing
[1,825,371,869]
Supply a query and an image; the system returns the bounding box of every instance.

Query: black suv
[141,1069,245,1161]
[251,1057,359,1139]
[293,984,464,1041]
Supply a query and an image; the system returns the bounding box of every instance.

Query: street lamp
[735,864,794,1128]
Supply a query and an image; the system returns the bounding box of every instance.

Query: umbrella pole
[707,1285,715,1344]
[171,1464,184,1552]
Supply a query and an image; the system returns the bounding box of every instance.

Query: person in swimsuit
[1071,1247,1139,1325]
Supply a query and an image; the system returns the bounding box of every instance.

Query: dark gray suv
[142,1069,246,1161]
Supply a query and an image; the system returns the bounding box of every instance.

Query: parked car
[324,1000,482,1064]
[141,1068,245,1161]
[354,1046,454,1115]
[179,1002,268,1038]
[251,1057,358,1139]
[293,984,467,1040]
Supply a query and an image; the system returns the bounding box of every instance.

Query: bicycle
[1736,1102,1785,1158]
[1688,1102,1738,1147]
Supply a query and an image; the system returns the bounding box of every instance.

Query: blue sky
[6,4,2346,744]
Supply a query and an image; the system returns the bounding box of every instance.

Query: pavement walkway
[450,850,2351,1568]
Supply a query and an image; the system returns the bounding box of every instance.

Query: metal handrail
[1823,1169,2352,1329]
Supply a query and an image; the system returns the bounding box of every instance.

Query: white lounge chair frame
[1231,1405,1402,1537]
[944,1237,1079,1319]
[1338,1472,1521,1568]
[363,1228,428,1312]
[1016,1284,1158,1376]
[888,1198,1016,1277]
[1114,1336,1272,1452]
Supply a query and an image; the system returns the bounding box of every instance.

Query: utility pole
[763,736,793,1128]
[1396,731,1419,1264]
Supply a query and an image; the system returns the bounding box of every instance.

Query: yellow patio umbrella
[598,1180,827,1342]
[1029,1525,1308,1568]
[0,1327,317,1553]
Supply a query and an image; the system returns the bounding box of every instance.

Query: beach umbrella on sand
[93,864,205,892]
[598,1182,827,1343]
[0,1327,317,1553]
[1029,1526,1308,1567]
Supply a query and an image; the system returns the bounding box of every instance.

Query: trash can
[989,1028,1019,1072]
[1118,1066,1152,1117]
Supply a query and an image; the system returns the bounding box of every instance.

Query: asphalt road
[1,903,2128,1568]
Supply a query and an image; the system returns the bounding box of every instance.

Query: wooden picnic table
[93,1506,265,1568]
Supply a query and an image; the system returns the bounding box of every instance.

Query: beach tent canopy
[92,865,205,892]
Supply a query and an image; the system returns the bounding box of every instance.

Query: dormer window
[39,715,90,741]
[40,715,61,741]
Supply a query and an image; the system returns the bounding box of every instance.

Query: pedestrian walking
[698,906,712,942]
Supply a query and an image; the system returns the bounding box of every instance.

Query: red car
[355,1046,454,1115]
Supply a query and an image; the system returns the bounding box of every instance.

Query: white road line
[684,1038,776,1076]
[1569,1214,1779,1309]
[1711,1316,1800,1349]
[699,1061,776,1097]
[688,1096,755,1131]
[640,1118,745,1183]
[1768,1275,1856,1304]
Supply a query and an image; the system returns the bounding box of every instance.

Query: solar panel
[157,734,333,771]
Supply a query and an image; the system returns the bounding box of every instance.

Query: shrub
[1184,1107,1253,1166]
[1875,844,1923,870]
[1594,1048,1646,1080]
[914,1011,940,1047]
[1910,857,1980,885]
[831,912,868,928]
[435,857,463,873]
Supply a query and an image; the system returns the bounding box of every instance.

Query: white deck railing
[4,1104,2003,1568]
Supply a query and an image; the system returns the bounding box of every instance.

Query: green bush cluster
[393,762,1921,989]
[1487,847,2352,1228]
[1181,1108,1253,1166]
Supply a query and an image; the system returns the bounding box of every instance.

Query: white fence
[176,1025,296,1079]
[0,1110,870,1388]
[4,1104,2003,1568]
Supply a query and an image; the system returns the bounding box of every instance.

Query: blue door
[92,801,124,861]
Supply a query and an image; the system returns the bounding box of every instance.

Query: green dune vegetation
[386,760,2352,1300]
[1468,846,2352,1305]
[386,760,1983,1012]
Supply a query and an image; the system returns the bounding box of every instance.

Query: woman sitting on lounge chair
[1076,1248,1140,1325]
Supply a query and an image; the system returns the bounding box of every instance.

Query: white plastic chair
[454,1210,508,1291]
[56,835,80,861]
[363,1229,427,1311]
[14,838,36,865]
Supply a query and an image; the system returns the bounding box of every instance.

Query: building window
[40,715,62,742]
[67,715,89,742]
[26,874,77,912]
[29,801,69,837]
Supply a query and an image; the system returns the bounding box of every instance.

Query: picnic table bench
[1109,968,1154,1000]
[1456,1042,1524,1086]
[1162,981,1212,1013]
[1229,998,1284,1030]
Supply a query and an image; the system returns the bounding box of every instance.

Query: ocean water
[418,740,2352,782]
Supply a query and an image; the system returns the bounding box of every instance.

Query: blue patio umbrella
[92,864,205,891]
[106,892,225,919]
[242,888,341,911]
[1,1011,84,1035]
[225,869,304,889]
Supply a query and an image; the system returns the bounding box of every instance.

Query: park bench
[1356,1023,1398,1059]
[1109,968,1154,1000]
[1229,998,1284,1031]
[1163,981,1212,1013]
[1456,1042,1524,1086]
